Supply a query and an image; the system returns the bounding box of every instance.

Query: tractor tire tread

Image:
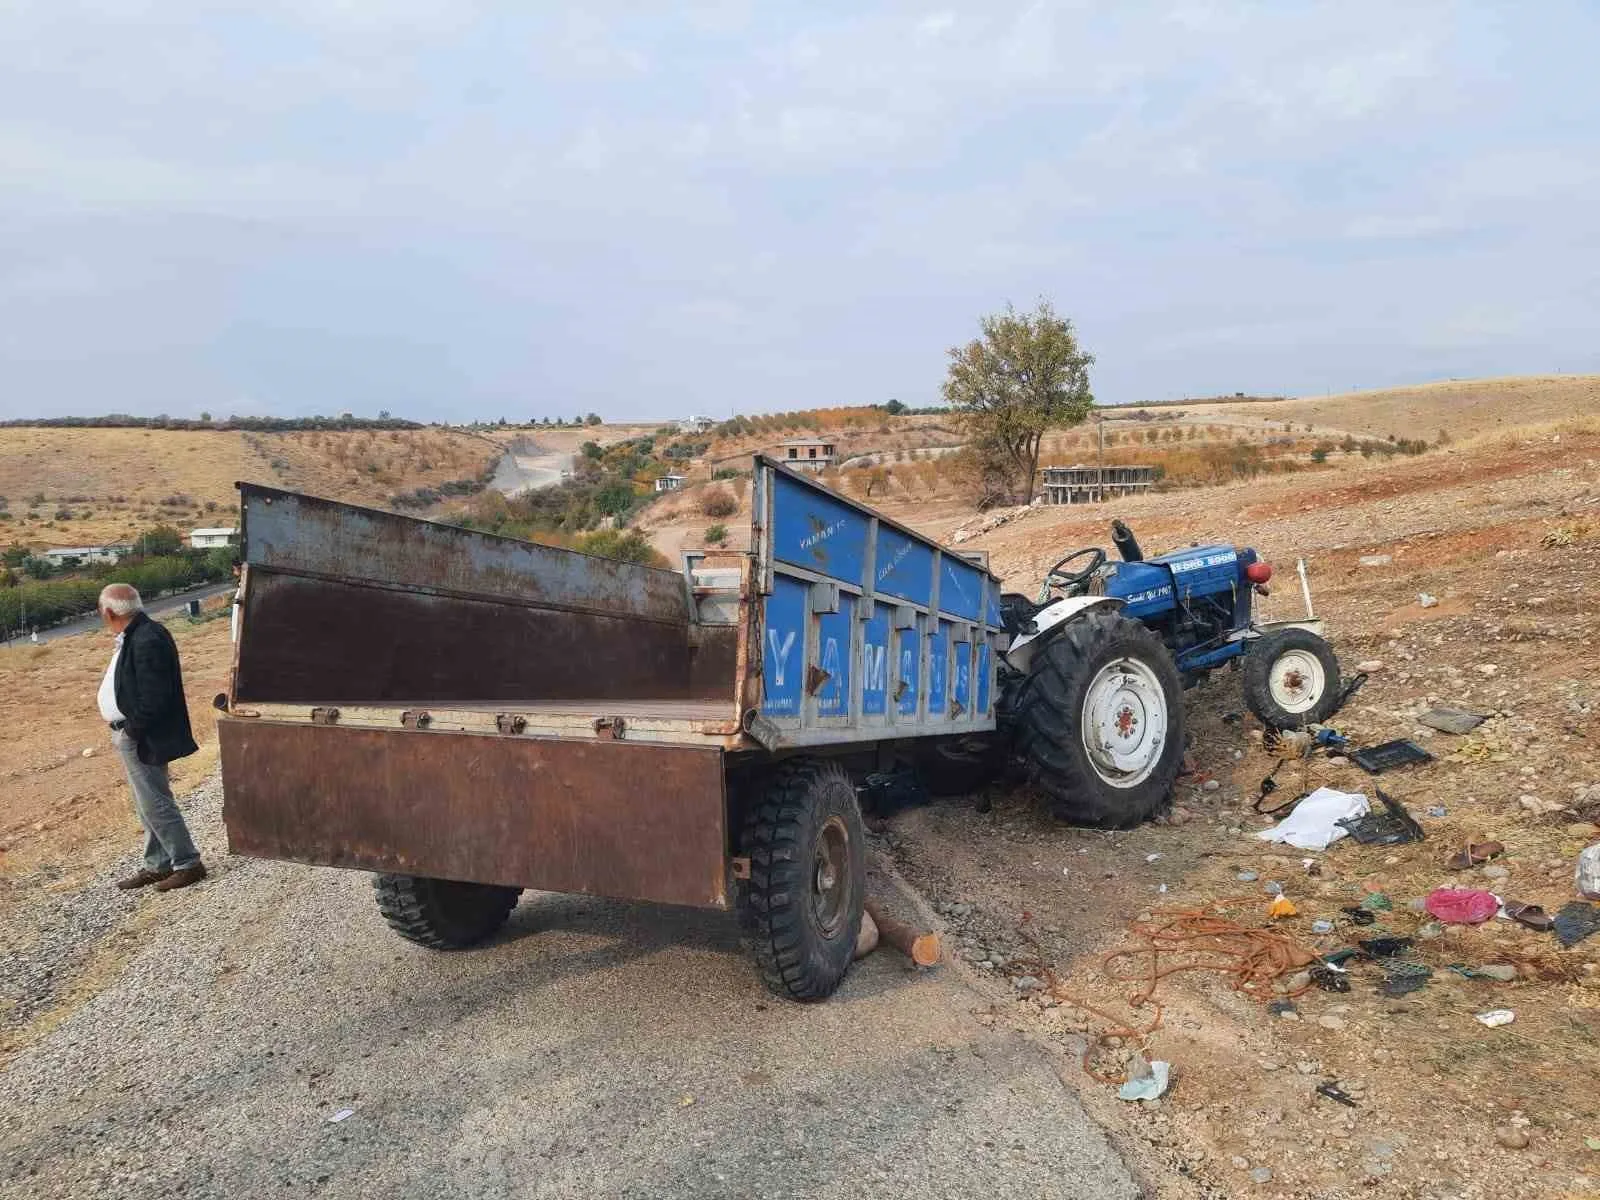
[1012,608,1185,828]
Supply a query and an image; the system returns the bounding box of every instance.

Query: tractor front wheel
[1012,609,1186,828]
[1243,628,1342,729]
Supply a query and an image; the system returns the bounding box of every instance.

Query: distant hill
[0,425,501,549]
[1154,375,1600,441]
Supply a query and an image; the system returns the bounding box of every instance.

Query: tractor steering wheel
[1042,547,1107,600]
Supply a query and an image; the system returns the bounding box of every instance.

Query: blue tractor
[984,519,1342,827]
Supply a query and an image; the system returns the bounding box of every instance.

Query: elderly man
[98,584,205,891]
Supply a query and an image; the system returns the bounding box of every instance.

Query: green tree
[941,300,1094,503]
[572,528,665,566]
[585,412,602,425]
[883,398,906,415]
[199,411,212,423]
[133,525,184,558]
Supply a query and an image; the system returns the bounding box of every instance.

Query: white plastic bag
[1254,786,1370,851]
[1578,843,1600,900]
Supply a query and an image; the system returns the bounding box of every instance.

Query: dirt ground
[878,416,1600,1198]
[4,402,1600,1197]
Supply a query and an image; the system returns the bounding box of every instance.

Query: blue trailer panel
[770,471,871,587]
[874,526,935,607]
[752,457,1001,746]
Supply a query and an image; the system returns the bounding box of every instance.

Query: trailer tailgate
[219,717,730,909]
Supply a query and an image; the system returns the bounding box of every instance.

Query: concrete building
[189,526,240,549]
[40,544,131,567]
[654,474,686,493]
[1040,464,1155,505]
[676,416,715,434]
[777,437,837,471]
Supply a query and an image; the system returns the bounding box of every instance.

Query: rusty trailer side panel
[219,718,731,909]
[234,483,721,707]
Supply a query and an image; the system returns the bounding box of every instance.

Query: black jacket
[113,611,198,765]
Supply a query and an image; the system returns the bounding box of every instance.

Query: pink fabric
[1424,888,1500,925]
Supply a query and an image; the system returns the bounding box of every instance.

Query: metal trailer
[218,456,1003,1000]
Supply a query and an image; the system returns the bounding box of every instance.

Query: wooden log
[864,899,941,967]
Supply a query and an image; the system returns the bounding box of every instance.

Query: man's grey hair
[98,584,143,617]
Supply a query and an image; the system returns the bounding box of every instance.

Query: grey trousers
[113,730,201,873]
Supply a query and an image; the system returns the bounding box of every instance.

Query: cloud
[0,0,1596,419]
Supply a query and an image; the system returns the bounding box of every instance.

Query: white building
[40,544,130,567]
[777,437,837,471]
[189,526,240,549]
[676,415,715,434]
[654,474,686,493]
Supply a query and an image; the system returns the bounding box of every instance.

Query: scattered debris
[1311,919,1334,934]
[1254,786,1370,851]
[1417,592,1439,609]
[1553,901,1600,948]
[1237,871,1259,883]
[1445,840,1505,871]
[1425,888,1501,925]
[1359,893,1393,913]
[1471,964,1519,982]
[1337,789,1424,845]
[1379,962,1432,996]
[1501,901,1555,932]
[1427,805,1448,818]
[1352,739,1435,774]
[328,1109,355,1124]
[1359,936,1414,957]
[1340,906,1377,926]
[1117,1054,1172,1102]
[1475,1009,1516,1028]
[1416,706,1488,735]
[1316,1081,1359,1107]
[1267,999,1297,1016]
[1577,845,1600,900]
[1310,965,1351,993]
[1267,896,1298,919]
[1358,554,1393,568]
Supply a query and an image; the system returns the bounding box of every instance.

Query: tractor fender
[1004,596,1126,674]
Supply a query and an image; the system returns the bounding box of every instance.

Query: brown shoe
[115,868,173,890]
[154,862,208,892]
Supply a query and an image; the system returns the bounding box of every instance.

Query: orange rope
[1011,899,1317,1083]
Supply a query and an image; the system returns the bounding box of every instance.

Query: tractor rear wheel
[739,759,865,1001]
[1012,609,1185,828]
[373,874,522,949]
[1243,628,1342,729]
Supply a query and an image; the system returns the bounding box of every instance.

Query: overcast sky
[1,1,1596,423]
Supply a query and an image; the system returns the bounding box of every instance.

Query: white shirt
[98,633,126,723]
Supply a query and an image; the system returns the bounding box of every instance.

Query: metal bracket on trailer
[309,706,341,726]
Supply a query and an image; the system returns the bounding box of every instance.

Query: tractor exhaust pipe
[1297,558,1315,619]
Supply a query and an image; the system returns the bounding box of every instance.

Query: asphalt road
[5,580,236,647]
[0,779,1142,1200]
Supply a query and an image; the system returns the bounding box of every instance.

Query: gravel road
[1,776,1142,1200]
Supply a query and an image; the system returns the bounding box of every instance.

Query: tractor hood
[1102,544,1259,620]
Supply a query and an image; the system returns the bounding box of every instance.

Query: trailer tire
[373,874,522,950]
[740,759,864,1002]
[1243,628,1342,730]
[1012,609,1185,828]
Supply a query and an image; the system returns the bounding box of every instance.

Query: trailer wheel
[740,759,865,1002]
[373,874,522,950]
[1243,628,1342,730]
[1012,609,1185,828]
